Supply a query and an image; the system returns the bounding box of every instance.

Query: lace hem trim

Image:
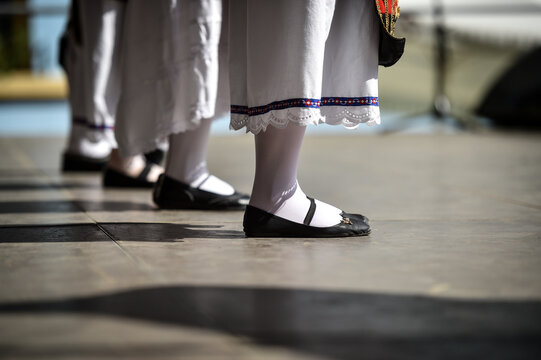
[230,106,380,134]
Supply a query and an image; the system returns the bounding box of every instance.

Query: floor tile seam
[92,220,168,283]
[17,166,162,279]
[40,170,103,224]
[50,185,164,281]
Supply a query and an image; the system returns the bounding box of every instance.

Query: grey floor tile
[0,314,320,360]
[1,286,539,360]
[1,134,541,359]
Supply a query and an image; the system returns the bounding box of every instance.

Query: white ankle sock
[190,173,235,196]
[273,183,342,227]
[165,118,235,196]
[249,124,343,227]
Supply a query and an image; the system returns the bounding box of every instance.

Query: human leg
[92,0,166,186]
[164,118,233,196]
[62,0,164,174]
[249,123,346,228]
[61,0,114,170]
[229,0,372,236]
[152,116,249,210]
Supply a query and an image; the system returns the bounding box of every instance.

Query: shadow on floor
[0,223,244,242]
[0,182,101,191]
[0,200,155,213]
[1,285,540,359]
[0,343,203,359]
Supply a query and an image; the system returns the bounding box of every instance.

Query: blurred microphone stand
[381,0,482,135]
[432,0,450,119]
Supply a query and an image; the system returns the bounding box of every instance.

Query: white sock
[249,124,342,227]
[165,118,235,196]
[272,183,342,227]
[190,173,235,196]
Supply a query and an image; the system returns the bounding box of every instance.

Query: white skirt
[114,0,227,156]
[229,0,380,134]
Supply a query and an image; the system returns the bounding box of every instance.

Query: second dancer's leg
[165,118,234,196]
[153,118,249,210]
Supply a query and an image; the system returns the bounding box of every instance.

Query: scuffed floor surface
[0,134,540,360]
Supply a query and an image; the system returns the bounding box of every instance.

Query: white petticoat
[229,0,380,134]
[114,0,227,157]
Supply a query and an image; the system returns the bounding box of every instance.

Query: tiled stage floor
[0,134,540,359]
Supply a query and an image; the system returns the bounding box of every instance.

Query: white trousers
[62,0,123,156]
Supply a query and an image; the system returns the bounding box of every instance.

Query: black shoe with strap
[62,152,109,172]
[102,162,157,188]
[153,174,249,210]
[243,196,370,238]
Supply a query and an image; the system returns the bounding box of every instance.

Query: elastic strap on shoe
[303,196,316,226]
[137,162,153,182]
[196,174,212,189]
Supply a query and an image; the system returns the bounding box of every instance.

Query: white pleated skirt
[115,0,380,155]
[114,0,227,156]
[229,0,380,134]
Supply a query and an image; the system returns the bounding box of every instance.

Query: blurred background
[1,3,541,358]
[0,0,540,136]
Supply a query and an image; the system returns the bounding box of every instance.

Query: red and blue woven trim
[231,96,379,116]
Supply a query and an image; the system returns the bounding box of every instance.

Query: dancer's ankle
[165,170,235,196]
[108,150,162,182]
[252,182,343,227]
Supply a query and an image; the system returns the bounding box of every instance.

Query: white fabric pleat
[63,0,121,156]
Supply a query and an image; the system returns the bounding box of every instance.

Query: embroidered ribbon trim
[231,96,379,117]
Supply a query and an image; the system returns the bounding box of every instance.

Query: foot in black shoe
[62,152,109,172]
[153,174,249,210]
[144,149,166,166]
[243,196,370,238]
[103,161,160,188]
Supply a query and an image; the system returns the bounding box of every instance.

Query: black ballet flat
[62,152,109,172]
[152,174,250,210]
[102,162,156,188]
[144,149,166,166]
[243,197,370,238]
[342,212,370,225]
